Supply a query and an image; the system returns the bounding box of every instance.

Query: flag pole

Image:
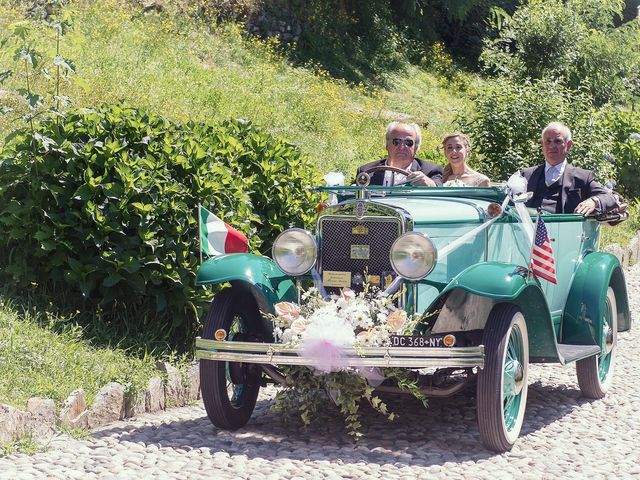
[197,203,203,264]
[527,208,541,280]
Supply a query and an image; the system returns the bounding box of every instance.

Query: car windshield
[314,185,509,203]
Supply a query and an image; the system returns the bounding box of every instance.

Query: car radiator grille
[319,217,401,292]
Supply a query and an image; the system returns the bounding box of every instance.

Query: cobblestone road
[1,264,639,480]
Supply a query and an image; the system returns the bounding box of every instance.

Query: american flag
[530,216,557,284]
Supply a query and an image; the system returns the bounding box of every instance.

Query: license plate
[389,335,446,347]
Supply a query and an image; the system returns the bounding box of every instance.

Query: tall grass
[0,0,470,176]
[0,293,159,409]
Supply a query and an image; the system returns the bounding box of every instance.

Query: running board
[557,344,601,364]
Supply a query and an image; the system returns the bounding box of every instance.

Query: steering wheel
[356,165,413,187]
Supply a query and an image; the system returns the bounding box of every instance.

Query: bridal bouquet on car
[270,287,427,437]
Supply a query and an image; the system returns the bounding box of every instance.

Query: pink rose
[340,287,356,302]
[274,302,301,322]
[290,318,307,335]
[386,310,407,333]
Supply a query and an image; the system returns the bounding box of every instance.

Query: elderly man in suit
[522,122,617,215]
[357,121,443,186]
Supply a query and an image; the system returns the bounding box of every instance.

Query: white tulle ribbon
[300,316,355,373]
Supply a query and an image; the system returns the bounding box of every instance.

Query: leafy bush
[601,109,640,199]
[457,77,616,182]
[481,0,639,106]
[0,103,322,348]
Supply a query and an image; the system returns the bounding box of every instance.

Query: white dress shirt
[382,160,416,186]
[544,160,567,186]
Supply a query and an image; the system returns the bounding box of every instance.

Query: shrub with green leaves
[481,0,639,106]
[457,77,616,182]
[0,103,322,348]
[602,109,640,199]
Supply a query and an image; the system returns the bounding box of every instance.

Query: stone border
[602,231,640,268]
[0,362,200,444]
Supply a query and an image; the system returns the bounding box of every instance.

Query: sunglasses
[392,138,415,147]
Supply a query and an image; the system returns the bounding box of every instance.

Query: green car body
[196,184,631,451]
[197,186,630,357]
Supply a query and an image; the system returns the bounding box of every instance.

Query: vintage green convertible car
[195,172,631,452]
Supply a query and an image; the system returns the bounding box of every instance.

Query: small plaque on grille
[382,271,396,289]
[323,270,351,287]
[352,225,369,235]
[350,245,370,259]
[367,275,380,286]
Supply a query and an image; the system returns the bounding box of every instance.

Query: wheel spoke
[502,324,525,431]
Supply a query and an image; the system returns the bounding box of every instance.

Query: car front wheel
[200,288,261,430]
[576,286,617,399]
[477,303,529,452]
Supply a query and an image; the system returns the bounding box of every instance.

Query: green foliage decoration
[0,103,322,348]
[457,77,615,182]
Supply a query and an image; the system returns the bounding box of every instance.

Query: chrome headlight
[389,232,437,281]
[272,228,317,276]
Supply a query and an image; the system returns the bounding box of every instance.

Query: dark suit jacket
[356,158,444,186]
[522,163,617,214]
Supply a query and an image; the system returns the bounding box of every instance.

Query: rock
[88,382,125,428]
[59,389,88,429]
[145,376,165,413]
[142,0,163,13]
[156,361,184,407]
[0,404,28,443]
[629,234,640,265]
[25,397,56,440]
[186,363,200,402]
[124,391,146,418]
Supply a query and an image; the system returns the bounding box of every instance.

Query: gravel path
[2,264,639,480]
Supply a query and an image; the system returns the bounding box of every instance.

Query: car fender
[562,252,631,347]
[196,254,297,336]
[437,262,559,361]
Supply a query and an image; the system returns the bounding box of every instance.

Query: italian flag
[199,205,248,257]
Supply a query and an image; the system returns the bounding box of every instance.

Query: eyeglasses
[392,138,415,147]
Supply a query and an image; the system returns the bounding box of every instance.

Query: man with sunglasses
[357,121,443,187]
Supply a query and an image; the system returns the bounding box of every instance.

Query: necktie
[545,166,559,186]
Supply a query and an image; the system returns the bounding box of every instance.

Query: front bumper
[195,338,485,369]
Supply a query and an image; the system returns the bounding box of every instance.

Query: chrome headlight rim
[389,231,437,281]
[272,228,317,276]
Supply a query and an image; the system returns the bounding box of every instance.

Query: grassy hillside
[0,0,472,177]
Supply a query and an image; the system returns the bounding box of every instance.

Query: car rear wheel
[200,288,261,430]
[576,287,617,399]
[477,304,529,452]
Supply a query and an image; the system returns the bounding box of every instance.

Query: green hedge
[0,103,322,348]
